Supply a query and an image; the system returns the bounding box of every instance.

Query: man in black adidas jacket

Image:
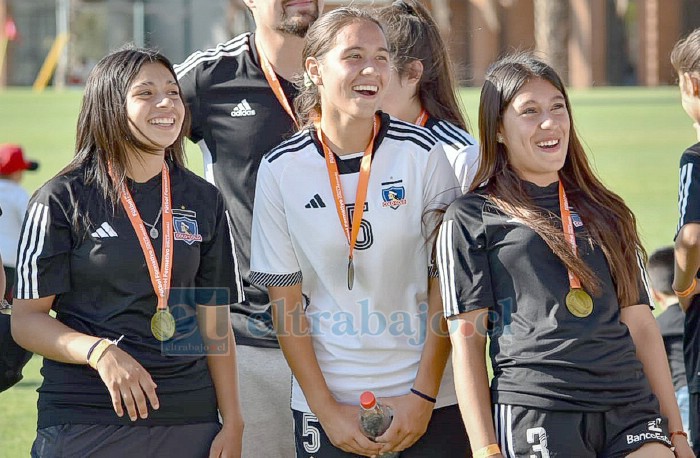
[176,1,324,456]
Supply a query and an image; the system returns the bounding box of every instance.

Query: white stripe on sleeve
[225,210,245,304]
[437,219,459,317]
[16,202,49,299]
[678,163,693,231]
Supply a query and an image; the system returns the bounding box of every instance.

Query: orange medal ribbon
[255,40,299,129]
[317,115,379,290]
[114,163,175,338]
[558,180,594,317]
[415,108,429,127]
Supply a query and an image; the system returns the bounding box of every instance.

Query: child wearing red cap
[0,143,39,301]
[0,143,37,392]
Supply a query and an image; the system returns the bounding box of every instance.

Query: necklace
[142,207,162,239]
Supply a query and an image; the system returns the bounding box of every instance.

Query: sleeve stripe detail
[249,271,302,287]
[225,210,245,304]
[174,34,250,78]
[387,123,436,145]
[16,202,49,299]
[678,162,693,232]
[431,121,469,149]
[439,120,475,146]
[385,133,432,152]
[636,249,653,307]
[266,133,314,163]
[437,219,458,317]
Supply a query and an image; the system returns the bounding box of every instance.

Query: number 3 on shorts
[526,426,551,458]
[301,413,321,454]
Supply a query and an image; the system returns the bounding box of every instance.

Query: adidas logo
[231,99,256,117]
[305,194,326,209]
[91,222,118,239]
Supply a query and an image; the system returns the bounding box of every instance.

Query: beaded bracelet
[670,430,688,440]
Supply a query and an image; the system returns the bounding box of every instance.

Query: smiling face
[249,0,323,37]
[126,62,185,155]
[499,77,570,186]
[308,19,390,122]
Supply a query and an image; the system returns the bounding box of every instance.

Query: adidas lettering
[231,99,256,117]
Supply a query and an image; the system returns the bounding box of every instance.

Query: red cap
[360,391,377,409]
[0,144,39,175]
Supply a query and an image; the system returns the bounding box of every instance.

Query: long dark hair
[375,0,468,131]
[61,46,190,207]
[293,7,385,129]
[474,52,645,307]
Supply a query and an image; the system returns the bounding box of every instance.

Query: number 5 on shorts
[301,413,321,454]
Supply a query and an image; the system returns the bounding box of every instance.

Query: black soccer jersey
[14,162,243,428]
[438,181,655,411]
[676,143,700,392]
[677,143,700,236]
[176,33,299,347]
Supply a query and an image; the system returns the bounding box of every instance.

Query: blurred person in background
[0,144,36,392]
[648,246,690,442]
[0,143,38,302]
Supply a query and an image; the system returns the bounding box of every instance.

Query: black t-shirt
[439,181,654,411]
[676,142,700,392]
[176,33,299,347]
[14,161,243,428]
[657,303,686,391]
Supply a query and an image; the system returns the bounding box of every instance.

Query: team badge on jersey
[173,209,203,245]
[381,181,407,210]
[571,211,584,227]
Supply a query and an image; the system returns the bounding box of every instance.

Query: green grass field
[0,86,695,456]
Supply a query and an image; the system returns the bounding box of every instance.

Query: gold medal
[565,288,593,318]
[347,257,355,290]
[151,308,176,341]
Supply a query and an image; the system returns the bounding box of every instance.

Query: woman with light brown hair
[437,52,692,457]
[377,0,479,192]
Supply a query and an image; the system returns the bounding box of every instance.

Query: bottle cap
[360,391,376,409]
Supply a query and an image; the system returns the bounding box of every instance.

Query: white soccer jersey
[250,113,460,413]
[424,117,480,193]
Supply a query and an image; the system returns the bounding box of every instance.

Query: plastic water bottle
[359,391,400,457]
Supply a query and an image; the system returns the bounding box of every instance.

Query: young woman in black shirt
[437,52,692,457]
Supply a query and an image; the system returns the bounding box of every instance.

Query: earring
[497,134,504,143]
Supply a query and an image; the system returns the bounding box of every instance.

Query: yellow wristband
[474,444,501,458]
[674,278,697,298]
[87,339,113,369]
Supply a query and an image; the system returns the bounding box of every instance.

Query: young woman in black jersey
[376,0,479,192]
[12,47,244,457]
[437,52,692,457]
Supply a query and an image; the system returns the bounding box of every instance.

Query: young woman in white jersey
[250,7,469,457]
[376,0,479,192]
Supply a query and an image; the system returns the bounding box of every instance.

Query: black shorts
[493,399,671,457]
[293,404,470,457]
[31,423,221,458]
